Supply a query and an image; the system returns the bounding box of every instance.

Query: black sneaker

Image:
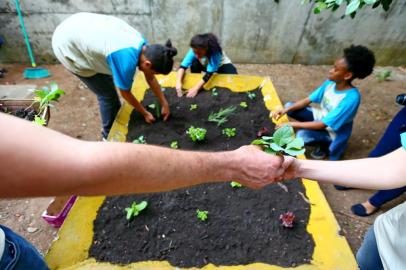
[334,184,354,191]
[310,146,327,159]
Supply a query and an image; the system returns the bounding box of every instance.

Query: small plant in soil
[240,101,248,109]
[190,104,198,111]
[125,201,148,221]
[208,106,236,126]
[252,125,305,156]
[222,128,237,138]
[376,70,391,82]
[230,181,242,188]
[196,209,208,221]
[257,127,270,137]
[280,211,295,228]
[187,126,207,142]
[133,135,146,144]
[170,141,178,149]
[247,92,256,100]
[147,101,161,118]
[211,88,218,97]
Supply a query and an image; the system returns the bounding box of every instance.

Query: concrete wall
[1,0,405,65]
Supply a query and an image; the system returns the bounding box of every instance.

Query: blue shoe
[334,185,354,191]
[351,203,378,217]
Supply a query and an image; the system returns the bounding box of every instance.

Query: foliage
[252,125,305,156]
[222,127,237,138]
[187,126,207,142]
[280,211,295,228]
[303,0,394,18]
[230,181,242,188]
[125,201,148,220]
[211,88,218,97]
[32,83,65,126]
[196,209,209,221]
[208,106,236,126]
[240,101,248,109]
[376,70,391,82]
[148,101,161,118]
[247,92,256,100]
[190,104,198,111]
[133,135,146,144]
[170,141,178,149]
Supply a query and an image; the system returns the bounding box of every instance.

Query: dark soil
[0,105,36,121]
[89,87,314,268]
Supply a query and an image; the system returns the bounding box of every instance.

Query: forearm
[295,148,406,190]
[146,75,166,105]
[120,90,148,115]
[176,68,185,85]
[285,98,311,113]
[290,121,326,130]
[194,79,206,91]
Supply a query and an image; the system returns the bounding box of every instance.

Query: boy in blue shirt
[273,45,375,163]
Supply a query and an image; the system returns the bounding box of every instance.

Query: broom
[15,0,50,79]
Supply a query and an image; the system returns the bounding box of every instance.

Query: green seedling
[211,88,218,97]
[148,101,161,118]
[230,181,242,188]
[208,106,236,126]
[32,83,65,126]
[376,70,391,82]
[222,128,237,138]
[187,126,207,142]
[125,201,148,220]
[133,135,146,144]
[247,92,256,100]
[190,104,198,111]
[240,101,248,109]
[252,125,305,156]
[170,141,178,149]
[196,209,208,221]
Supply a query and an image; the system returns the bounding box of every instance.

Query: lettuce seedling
[32,83,65,126]
[211,88,218,97]
[133,135,146,144]
[147,101,161,118]
[230,181,242,188]
[240,101,248,109]
[187,126,207,142]
[170,141,178,149]
[252,125,305,156]
[125,201,148,220]
[190,104,198,111]
[247,92,256,100]
[222,128,237,138]
[376,70,391,82]
[280,211,295,228]
[208,106,236,126]
[196,209,208,221]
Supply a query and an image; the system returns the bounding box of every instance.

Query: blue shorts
[0,225,49,270]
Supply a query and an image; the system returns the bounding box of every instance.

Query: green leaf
[284,148,306,156]
[273,125,294,146]
[345,0,360,15]
[125,207,135,220]
[264,147,277,154]
[270,143,284,152]
[230,181,242,188]
[148,103,156,109]
[364,0,377,4]
[251,139,267,145]
[136,201,148,212]
[286,138,305,149]
[170,141,178,149]
[34,115,46,126]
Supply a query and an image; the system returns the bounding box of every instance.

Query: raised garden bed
[89,87,314,268]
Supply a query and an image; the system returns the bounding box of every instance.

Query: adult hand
[279,155,300,181]
[161,101,170,121]
[176,82,183,97]
[143,111,155,124]
[186,86,200,98]
[271,108,286,121]
[231,145,285,189]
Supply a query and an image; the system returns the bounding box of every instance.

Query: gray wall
[1,0,406,65]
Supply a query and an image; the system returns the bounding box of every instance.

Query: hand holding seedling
[143,111,156,124]
[161,100,170,121]
[186,85,200,98]
[271,108,287,121]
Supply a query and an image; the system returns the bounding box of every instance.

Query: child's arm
[288,121,326,130]
[119,89,155,124]
[176,68,186,97]
[186,78,206,98]
[272,97,311,120]
[145,73,170,121]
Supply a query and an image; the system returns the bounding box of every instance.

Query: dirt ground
[0,63,405,260]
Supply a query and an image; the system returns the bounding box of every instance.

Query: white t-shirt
[52,12,147,90]
[0,227,5,262]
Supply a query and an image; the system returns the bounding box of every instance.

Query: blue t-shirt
[401,132,406,149]
[309,80,360,136]
[180,48,223,73]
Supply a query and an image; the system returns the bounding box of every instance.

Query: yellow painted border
[46,72,357,270]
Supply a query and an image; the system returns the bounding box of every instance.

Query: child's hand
[143,111,156,124]
[271,108,286,120]
[186,86,200,98]
[176,82,183,97]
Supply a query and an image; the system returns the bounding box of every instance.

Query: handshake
[225,145,301,189]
